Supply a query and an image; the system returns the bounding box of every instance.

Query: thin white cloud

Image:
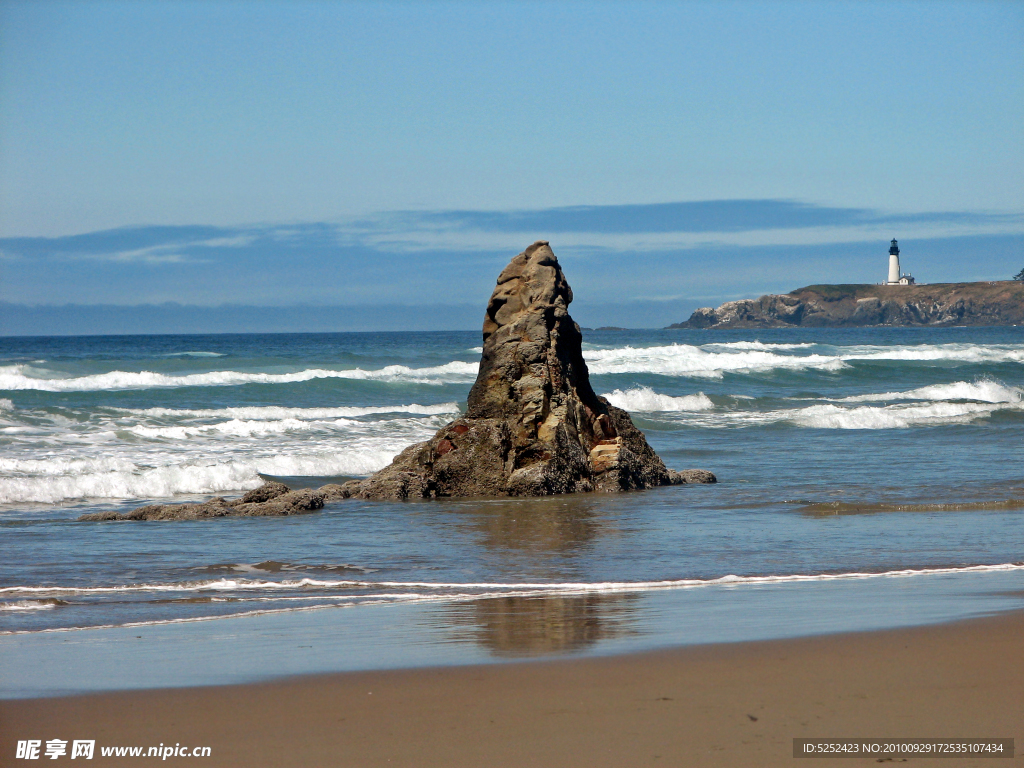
[350,218,1024,255]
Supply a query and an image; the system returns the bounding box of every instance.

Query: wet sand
[3,611,1022,767]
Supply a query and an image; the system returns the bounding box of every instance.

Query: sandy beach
[4,610,1021,767]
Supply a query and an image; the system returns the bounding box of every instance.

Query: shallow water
[1,327,1022,694]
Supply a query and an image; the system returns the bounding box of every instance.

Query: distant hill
[667,281,1024,329]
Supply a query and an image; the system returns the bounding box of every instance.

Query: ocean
[2,327,1023,696]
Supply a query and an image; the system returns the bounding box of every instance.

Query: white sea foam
[0,600,61,611]
[0,393,458,500]
[127,417,365,440]
[710,400,1012,430]
[4,562,1022,633]
[3,342,1019,392]
[0,361,478,392]
[838,380,1023,405]
[161,351,225,358]
[788,401,1009,430]
[703,341,817,351]
[3,339,1022,508]
[0,447,417,504]
[7,562,1021,598]
[584,344,848,379]
[120,403,460,420]
[0,407,451,503]
[602,386,714,412]
[248,450,402,478]
[842,344,1024,364]
[0,462,264,505]
[0,456,141,476]
[633,386,1022,430]
[585,341,1024,379]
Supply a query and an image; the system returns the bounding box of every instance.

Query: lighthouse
[887,239,901,283]
[885,239,915,285]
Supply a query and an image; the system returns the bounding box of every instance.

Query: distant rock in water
[343,241,715,499]
[668,282,1024,329]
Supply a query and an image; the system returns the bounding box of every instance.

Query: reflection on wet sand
[445,593,639,657]
[432,496,639,656]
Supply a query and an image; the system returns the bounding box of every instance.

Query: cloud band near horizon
[3,199,1021,261]
[2,199,1021,334]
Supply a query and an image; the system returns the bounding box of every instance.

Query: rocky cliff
[669,282,1024,329]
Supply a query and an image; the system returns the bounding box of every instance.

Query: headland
[670,281,1024,329]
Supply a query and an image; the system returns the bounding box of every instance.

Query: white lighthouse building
[885,239,915,285]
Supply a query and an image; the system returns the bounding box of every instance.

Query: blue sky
[1,1,1022,332]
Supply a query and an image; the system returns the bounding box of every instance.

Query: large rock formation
[669,282,1024,329]
[81,241,714,521]
[342,241,714,500]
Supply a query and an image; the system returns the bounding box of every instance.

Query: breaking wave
[626,383,1023,430]
[0,462,264,505]
[787,401,1012,429]
[602,386,714,412]
[0,405,456,504]
[7,562,1020,598]
[584,344,847,379]
[120,403,460,420]
[5,562,1022,634]
[0,452,409,505]
[0,599,66,612]
[842,344,1024,365]
[3,342,1020,392]
[0,362,478,392]
[837,380,1022,404]
[704,341,817,351]
[583,342,1024,379]
[161,351,226,358]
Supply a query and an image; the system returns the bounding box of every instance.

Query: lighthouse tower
[887,239,901,283]
[885,239,915,285]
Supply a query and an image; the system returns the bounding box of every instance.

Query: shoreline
[3,609,1022,767]
[5,565,1024,699]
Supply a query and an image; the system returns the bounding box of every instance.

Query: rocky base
[78,482,338,521]
[79,465,716,521]
[335,406,716,501]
